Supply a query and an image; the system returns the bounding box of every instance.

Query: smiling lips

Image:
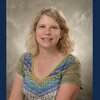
[41,37,53,41]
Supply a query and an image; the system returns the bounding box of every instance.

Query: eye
[51,26,59,29]
[39,25,45,28]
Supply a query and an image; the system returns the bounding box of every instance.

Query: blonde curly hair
[25,7,74,56]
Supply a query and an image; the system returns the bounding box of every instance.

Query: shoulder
[66,54,81,65]
[65,54,82,74]
[20,52,33,59]
[67,54,80,61]
[61,54,81,73]
[61,54,83,89]
[18,52,33,63]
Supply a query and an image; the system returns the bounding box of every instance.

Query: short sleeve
[16,54,24,77]
[61,60,83,89]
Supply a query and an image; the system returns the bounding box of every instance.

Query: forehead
[37,14,59,25]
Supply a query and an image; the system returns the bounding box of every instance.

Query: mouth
[41,37,53,40]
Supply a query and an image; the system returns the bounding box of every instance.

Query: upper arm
[61,60,83,89]
[9,72,24,100]
[9,54,26,100]
[56,83,80,100]
[56,57,83,100]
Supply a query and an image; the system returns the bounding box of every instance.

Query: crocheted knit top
[16,53,82,100]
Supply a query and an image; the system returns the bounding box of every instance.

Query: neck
[37,47,62,59]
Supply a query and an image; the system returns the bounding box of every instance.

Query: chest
[22,59,63,99]
[32,59,62,80]
[22,54,74,99]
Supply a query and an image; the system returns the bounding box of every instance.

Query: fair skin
[36,14,62,50]
[35,15,80,100]
[9,14,80,100]
[34,14,64,79]
[9,73,24,100]
[56,83,80,100]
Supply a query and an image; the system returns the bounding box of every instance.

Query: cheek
[36,29,42,37]
[55,31,62,39]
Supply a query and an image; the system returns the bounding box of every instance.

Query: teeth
[42,37,53,40]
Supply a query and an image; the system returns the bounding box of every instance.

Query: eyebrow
[37,24,59,26]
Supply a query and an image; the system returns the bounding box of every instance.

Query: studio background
[7,0,92,100]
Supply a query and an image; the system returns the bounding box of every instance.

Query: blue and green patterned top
[16,52,83,100]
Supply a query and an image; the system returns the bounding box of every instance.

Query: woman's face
[35,14,62,49]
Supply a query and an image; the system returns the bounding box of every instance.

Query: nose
[44,27,51,35]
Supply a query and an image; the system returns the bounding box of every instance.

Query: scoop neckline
[31,54,69,82]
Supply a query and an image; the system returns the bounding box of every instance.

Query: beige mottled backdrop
[7,0,92,100]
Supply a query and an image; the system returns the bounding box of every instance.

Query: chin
[39,44,55,49]
[40,45,52,49]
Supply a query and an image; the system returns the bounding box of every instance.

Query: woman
[9,7,83,100]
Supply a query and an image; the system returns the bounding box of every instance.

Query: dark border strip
[0,0,6,100]
[93,0,100,100]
